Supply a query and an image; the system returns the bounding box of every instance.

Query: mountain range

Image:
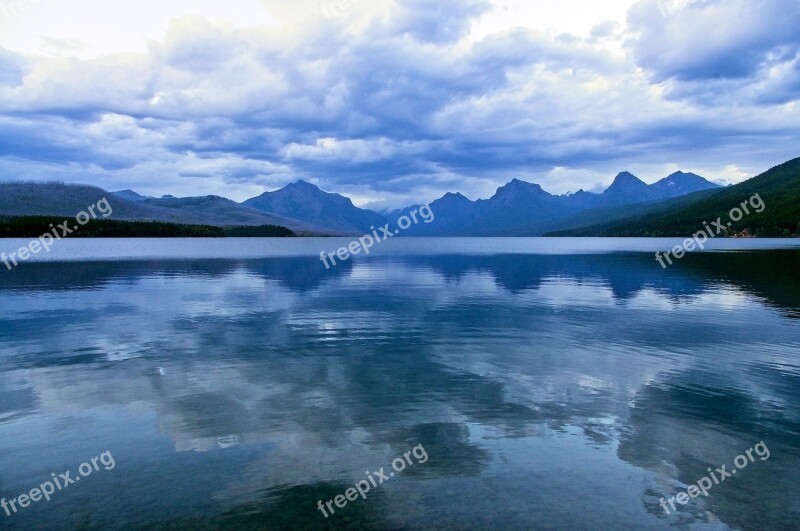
[2,158,798,237]
[243,180,387,234]
[0,182,338,236]
[550,156,800,237]
[385,171,720,236]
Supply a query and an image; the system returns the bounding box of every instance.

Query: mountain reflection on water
[0,250,798,530]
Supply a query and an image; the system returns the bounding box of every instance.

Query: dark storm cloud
[0,46,26,86]
[627,0,800,106]
[628,0,800,81]
[0,115,139,169]
[391,0,491,44]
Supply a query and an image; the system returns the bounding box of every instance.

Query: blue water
[0,239,799,530]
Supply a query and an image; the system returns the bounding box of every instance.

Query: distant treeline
[551,221,800,238]
[223,225,295,237]
[613,224,798,238]
[0,217,296,238]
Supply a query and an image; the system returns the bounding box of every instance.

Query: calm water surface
[0,239,799,530]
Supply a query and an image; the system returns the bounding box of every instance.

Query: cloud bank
[0,0,798,207]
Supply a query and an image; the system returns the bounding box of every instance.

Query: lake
[1,238,799,530]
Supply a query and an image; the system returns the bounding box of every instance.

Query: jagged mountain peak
[609,171,646,186]
[286,179,322,190]
[603,172,649,196]
[243,180,386,234]
[440,191,472,202]
[493,178,549,199]
[652,171,720,197]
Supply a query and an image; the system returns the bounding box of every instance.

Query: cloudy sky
[1,0,798,208]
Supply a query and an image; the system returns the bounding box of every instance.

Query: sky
[0,0,798,209]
